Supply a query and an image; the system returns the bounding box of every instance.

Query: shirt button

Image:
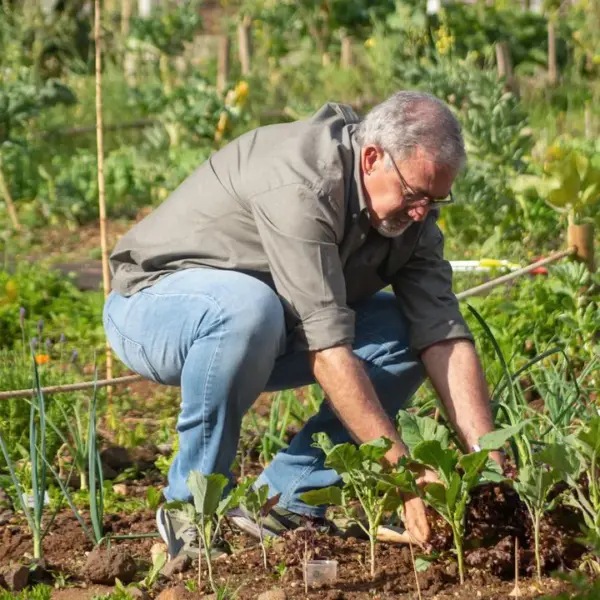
[352,214,358,220]
[360,233,366,239]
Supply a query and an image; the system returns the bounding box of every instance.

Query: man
[103,91,502,560]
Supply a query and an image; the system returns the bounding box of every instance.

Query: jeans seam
[197,296,225,473]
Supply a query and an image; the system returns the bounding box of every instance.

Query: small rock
[112,484,129,496]
[84,547,137,584]
[101,446,133,472]
[0,511,12,526]
[257,589,287,600]
[157,443,173,456]
[156,585,195,600]
[161,555,191,579]
[131,444,159,469]
[3,565,29,591]
[325,591,345,600]
[127,588,150,599]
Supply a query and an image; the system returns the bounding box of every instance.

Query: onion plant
[0,356,54,559]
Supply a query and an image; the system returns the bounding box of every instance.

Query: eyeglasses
[384,150,455,207]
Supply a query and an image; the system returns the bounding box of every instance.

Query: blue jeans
[103,268,425,517]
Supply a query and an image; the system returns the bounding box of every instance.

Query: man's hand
[403,493,431,549]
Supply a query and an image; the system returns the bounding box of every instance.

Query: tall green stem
[534,511,542,583]
[453,524,465,584]
[33,533,42,560]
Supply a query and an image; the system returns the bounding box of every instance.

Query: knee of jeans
[227,282,286,356]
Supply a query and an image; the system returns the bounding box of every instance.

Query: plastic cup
[305,559,338,587]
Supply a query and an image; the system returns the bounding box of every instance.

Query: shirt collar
[350,132,369,219]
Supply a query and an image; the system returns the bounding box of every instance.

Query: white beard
[375,218,413,238]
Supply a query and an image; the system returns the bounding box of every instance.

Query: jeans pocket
[104,315,163,383]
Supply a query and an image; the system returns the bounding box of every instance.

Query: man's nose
[408,204,431,221]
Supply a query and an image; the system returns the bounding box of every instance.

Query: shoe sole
[227,511,282,539]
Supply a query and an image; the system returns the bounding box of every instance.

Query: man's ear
[362,145,383,176]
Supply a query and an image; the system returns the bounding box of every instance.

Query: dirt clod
[257,589,287,600]
[2,564,29,591]
[156,585,195,600]
[84,547,137,584]
[160,555,191,578]
[101,445,134,472]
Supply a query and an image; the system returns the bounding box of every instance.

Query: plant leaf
[478,421,530,450]
[300,486,343,507]
[412,440,458,485]
[397,410,450,452]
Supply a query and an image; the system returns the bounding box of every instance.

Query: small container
[305,559,338,587]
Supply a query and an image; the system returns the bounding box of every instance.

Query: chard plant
[301,433,415,578]
[167,472,249,592]
[512,443,573,584]
[409,438,504,584]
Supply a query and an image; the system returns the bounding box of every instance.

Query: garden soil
[0,478,584,599]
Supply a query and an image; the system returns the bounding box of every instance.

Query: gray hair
[355,91,466,172]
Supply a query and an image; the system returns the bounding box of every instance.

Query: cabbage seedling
[301,433,415,578]
[167,472,248,592]
[410,440,503,584]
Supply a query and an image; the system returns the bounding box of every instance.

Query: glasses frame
[384,149,455,207]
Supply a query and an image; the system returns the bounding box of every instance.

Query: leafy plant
[301,433,415,578]
[512,443,574,583]
[559,418,600,562]
[239,480,280,569]
[167,472,248,592]
[408,437,504,584]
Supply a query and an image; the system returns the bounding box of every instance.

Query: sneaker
[156,506,228,561]
[227,505,339,539]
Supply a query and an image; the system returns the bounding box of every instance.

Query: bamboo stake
[216,34,231,94]
[94,0,114,404]
[0,156,22,231]
[548,20,558,86]
[0,375,143,400]
[238,14,252,75]
[456,248,576,301]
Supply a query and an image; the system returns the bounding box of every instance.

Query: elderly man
[103,91,501,560]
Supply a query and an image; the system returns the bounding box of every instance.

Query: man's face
[360,145,456,238]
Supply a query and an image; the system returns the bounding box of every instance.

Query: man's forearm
[309,345,409,465]
[420,339,496,452]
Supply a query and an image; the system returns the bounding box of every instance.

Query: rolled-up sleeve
[392,213,473,353]
[249,183,354,351]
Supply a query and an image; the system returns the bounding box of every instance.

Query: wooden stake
[567,222,596,273]
[95,0,114,402]
[216,34,231,94]
[495,41,519,96]
[0,156,22,231]
[341,34,354,69]
[237,14,252,75]
[509,537,521,597]
[408,536,423,600]
[548,20,558,86]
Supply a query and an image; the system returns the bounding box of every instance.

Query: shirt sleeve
[392,213,473,353]
[249,183,354,351]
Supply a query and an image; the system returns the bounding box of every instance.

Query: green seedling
[167,472,248,592]
[512,443,572,584]
[239,479,281,569]
[0,356,58,559]
[410,437,504,585]
[396,409,451,452]
[559,418,600,567]
[301,433,415,578]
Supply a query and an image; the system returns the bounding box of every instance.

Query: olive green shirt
[109,102,473,353]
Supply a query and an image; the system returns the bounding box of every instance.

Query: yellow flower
[364,38,376,48]
[214,111,230,142]
[593,55,600,65]
[35,354,50,365]
[234,80,250,107]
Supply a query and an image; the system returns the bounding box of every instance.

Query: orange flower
[35,354,50,365]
